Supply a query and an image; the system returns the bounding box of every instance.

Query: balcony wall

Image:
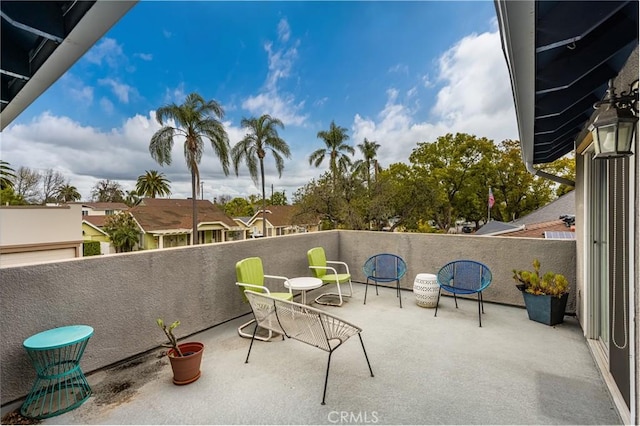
[0,230,575,405]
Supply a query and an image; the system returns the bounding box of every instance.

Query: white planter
[413,273,439,308]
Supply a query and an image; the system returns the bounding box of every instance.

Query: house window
[105,210,114,215]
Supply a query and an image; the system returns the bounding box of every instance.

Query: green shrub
[83,241,101,257]
[513,259,569,297]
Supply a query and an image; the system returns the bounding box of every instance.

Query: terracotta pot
[167,342,204,385]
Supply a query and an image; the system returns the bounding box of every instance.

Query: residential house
[130,198,246,249]
[0,204,83,267]
[70,202,128,217]
[477,191,576,238]
[496,1,638,421]
[248,205,319,238]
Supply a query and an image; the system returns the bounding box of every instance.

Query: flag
[488,187,495,209]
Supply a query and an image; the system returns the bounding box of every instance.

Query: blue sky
[1,1,518,202]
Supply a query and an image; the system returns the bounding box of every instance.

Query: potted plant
[156,318,204,385]
[513,259,570,326]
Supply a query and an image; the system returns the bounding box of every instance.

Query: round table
[21,325,94,419]
[285,277,323,304]
[413,273,439,308]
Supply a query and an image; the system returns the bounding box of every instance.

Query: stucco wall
[338,230,577,308]
[0,230,574,405]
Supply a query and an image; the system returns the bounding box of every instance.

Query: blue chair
[362,253,407,308]
[434,260,492,327]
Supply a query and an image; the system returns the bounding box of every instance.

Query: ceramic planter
[167,342,204,385]
[522,292,569,326]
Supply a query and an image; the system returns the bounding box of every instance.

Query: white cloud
[98,78,135,103]
[241,19,307,127]
[388,63,409,74]
[277,18,291,43]
[83,38,125,68]
[351,29,518,167]
[60,74,93,105]
[100,97,114,114]
[163,29,172,39]
[135,53,153,61]
[314,97,329,107]
[163,82,187,104]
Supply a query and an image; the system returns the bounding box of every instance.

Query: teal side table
[21,325,94,419]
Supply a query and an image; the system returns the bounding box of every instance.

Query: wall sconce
[591,79,639,159]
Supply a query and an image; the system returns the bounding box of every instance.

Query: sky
[0,1,519,203]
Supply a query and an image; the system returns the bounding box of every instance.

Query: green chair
[236,257,293,341]
[307,247,353,306]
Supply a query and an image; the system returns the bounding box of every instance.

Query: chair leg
[322,350,334,405]
[358,334,374,378]
[245,323,259,363]
[454,293,459,309]
[315,281,345,306]
[397,280,402,308]
[238,319,274,342]
[375,281,379,296]
[364,278,369,305]
[434,288,441,317]
[480,292,485,313]
[477,292,482,327]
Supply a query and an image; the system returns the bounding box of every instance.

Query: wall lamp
[591,79,639,159]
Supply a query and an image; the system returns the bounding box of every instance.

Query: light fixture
[591,79,638,159]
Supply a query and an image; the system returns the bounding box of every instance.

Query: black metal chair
[362,253,407,308]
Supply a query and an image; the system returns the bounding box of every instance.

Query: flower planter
[522,292,569,326]
[167,342,204,385]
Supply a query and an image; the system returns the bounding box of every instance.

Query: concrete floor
[41,284,621,425]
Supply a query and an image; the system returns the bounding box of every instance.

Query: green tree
[223,197,254,217]
[0,187,25,205]
[56,183,81,203]
[91,179,125,203]
[492,139,556,222]
[270,191,287,206]
[309,120,354,186]
[136,170,171,198]
[0,160,16,190]
[41,169,66,204]
[150,92,230,245]
[232,114,291,238]
[293,172,344,229]
[103,213,139,253]
[353,138,381,190]
[409,133,496,231]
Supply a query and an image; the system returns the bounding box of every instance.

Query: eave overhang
[495,0,638,165]
[0,0,137,130]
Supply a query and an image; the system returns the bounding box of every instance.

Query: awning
[495,0,638,165]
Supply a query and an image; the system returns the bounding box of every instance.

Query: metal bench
[243,290,374,405]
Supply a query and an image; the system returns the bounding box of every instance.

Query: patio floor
[41,284,620,425]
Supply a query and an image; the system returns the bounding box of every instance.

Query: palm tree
[0,160,16,190]
[309,121,354,186]
[232,114,291,238]
[56,183,81,203]
[149,92,230,245]
[353,138,381,189]
[136,170,171,198]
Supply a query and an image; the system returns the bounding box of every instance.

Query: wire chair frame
[434,260,492,327]
[244,290,374,405]
[362,253,407,308]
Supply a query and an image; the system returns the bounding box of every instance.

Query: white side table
[413,273,439,308]
[285,277,323,305]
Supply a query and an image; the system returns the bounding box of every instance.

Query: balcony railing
[0,230,577,407]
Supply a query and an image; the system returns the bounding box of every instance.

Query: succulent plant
[513,259,569,298]
[156,318,184,357]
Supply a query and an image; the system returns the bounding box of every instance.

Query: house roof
[71,202,129,211]
[251,205,316,227]
[0,1,137,130]
[475,221,523,236]
[511,190,575,226]
[130,198,238,232]
[83,215,107,228]
[495,0,638,165]
[501,219,575,239]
